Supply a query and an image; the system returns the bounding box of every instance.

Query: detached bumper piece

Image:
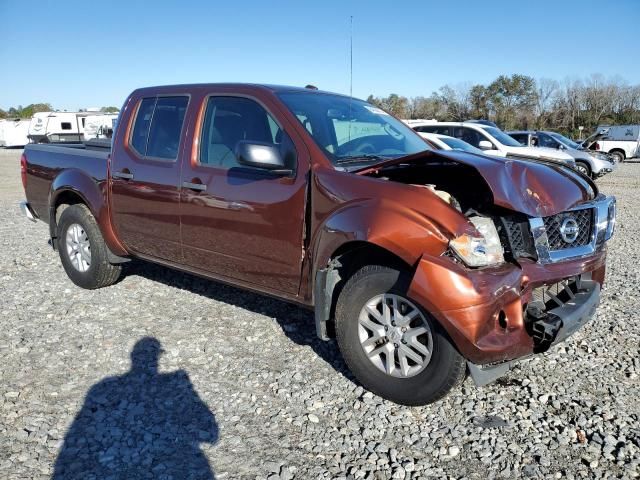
[468,275,600,386]
[526,277,600,352]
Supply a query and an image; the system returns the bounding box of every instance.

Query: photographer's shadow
[53,337,218,479]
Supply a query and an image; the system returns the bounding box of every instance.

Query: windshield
[550,132,580,149]
[440,136,484,155]
[481,126,523,147]
[278,92,428,165]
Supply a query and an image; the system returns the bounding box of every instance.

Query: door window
[509,133,528,145]
[416,125,450,135]
[199,96,295,170]
[451,127,486,148]
[537,133,559,148]
[129,96,188,160]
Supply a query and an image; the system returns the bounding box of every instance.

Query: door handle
[183,181,207,192]
[113,170,134,180]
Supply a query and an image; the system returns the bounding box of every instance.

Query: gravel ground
[0,147,638,479]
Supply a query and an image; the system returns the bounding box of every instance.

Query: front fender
[312,197,451,275]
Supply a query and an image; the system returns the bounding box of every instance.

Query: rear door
[110,95,190,261]
[179,94,309,295]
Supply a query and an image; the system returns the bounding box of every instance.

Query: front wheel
[57,204,122,289]
[335,265,466,405]
[575,161,591,178]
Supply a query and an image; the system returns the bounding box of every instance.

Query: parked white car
[83,114,118,140]
[417,132,485,155]
[584,125,640,162]
[410,121,576,166]
[0,119,30,147]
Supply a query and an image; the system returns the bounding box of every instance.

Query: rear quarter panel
[23,144,127,255]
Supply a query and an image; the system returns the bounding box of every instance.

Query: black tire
[335,265,466,406]
[575,161,591,178]
[610,150,625,163]
[56,204,122,289]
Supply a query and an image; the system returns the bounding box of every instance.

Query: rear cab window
[129,96,189,160]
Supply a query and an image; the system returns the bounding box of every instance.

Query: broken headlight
[449,216,505,267]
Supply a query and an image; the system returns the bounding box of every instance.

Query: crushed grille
[543,208,593,250]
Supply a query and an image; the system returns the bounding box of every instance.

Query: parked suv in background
[410,121,576,166]
[508,130,616,179]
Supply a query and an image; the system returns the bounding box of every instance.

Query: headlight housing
[589,152,610,162]
[449,216,505,267]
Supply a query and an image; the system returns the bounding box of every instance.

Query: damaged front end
[358,150,616,386]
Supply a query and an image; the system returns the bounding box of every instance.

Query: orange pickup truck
[20,84,616,405]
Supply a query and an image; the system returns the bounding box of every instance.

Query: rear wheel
[57,204,122,289]
[335,265,466,405]
[610,150,625,163]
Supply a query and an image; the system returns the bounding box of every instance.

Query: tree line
[367,74,640,137]
[0,104,119,119]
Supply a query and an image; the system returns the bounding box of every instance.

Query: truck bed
[23,143,111,222]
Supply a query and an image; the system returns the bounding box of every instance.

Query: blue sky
[1,0,639,110]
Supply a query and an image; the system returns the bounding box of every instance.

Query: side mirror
[235,141,290,174]
[478,140,493,150]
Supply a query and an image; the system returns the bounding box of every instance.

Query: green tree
[487,74,537,129]
[101,106,119,113]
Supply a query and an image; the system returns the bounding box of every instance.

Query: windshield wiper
[335,154,389,165]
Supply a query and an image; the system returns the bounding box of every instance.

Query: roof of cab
[131,83,353,98]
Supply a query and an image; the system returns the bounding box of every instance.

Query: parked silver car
[508,130,616,178]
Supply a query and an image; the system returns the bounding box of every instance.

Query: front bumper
[408,250,606,385]
[591,156,617,176]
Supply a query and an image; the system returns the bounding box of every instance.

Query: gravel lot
[0,147,638,479]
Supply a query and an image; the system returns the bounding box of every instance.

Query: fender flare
[48,169,128,257]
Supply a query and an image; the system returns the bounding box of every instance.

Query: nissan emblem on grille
[560,216,579,244]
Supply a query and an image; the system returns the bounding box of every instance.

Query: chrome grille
[543,208,593,250]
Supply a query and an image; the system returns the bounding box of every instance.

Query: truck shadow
[122,261,354,382]
[53,337,218,479]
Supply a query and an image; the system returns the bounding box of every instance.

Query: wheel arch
[49,170,128,257]
[313,240,416,340]
[609,148,626,159]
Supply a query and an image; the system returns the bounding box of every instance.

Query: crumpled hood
[357,149,597,218]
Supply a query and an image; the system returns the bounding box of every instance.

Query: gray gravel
[0,147,638,479]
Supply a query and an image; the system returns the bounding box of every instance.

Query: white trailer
[28,111,102,144]
[82,113,119,140]
[0,119,30,147]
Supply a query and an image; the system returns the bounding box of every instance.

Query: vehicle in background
[466,119,498,128]
[0,118,30,147]
[417,132,485,155]
[583,125,640,162]
[20,84,615,406]
[83,114,119,140]
[508,130,615,179]
[410,121,576,166]
[28,111,100,144]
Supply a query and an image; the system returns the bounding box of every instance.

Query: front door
[110,95,189,261]
[179,95,309,295]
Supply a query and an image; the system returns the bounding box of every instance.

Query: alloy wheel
[358,293,433,378]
